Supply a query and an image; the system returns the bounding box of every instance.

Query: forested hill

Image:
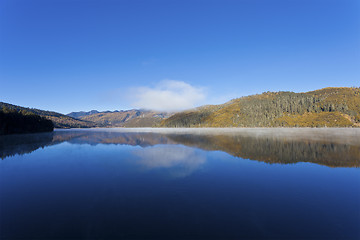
[0,102,96,128]
[161,87,360,128]
[0,107,54,135]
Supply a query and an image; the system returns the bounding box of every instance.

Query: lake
[0,128,359,239]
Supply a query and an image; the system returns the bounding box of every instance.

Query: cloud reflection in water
[133,145,206,178]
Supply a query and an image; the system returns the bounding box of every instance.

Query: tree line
[0,107,54,135]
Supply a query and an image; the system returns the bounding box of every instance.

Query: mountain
[0,102,96,128]
[0,106,54,135]
[68,110,171,127]
[3,87,359,129]
[67,110,100,119]
[161,87,360,128]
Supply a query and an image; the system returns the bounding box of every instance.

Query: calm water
[0,128,359,240]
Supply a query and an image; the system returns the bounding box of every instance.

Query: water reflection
[1,129,359,240]
[134,145,206,177]
[1,128,359,168]
[0,132,54,159]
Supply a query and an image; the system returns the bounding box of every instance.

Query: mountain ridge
[68,109,171,127]
[2,87,359,129]
[67,110,101,119]
[161,87,360,128]
[0,102,96,128]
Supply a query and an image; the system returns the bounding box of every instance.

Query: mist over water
[1,128,359,239]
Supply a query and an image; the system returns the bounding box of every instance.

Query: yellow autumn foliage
[275,112,353,127]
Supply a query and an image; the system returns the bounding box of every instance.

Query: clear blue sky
[1,0,359,113]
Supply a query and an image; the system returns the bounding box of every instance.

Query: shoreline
[54,127,360,144]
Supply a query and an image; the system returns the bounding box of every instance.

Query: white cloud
[129,80,206,112]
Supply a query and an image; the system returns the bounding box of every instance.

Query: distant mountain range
[67,110,171,127]
[67,110,102,119]
[1,87,359,131]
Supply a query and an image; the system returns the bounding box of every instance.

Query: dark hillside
[0,107,54,135]
[0,102,96,128]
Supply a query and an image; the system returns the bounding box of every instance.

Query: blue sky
[1,0,359,113]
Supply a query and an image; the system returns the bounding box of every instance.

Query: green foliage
[0,107,54,135]
[161,87,360,128]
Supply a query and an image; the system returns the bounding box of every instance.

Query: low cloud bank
[129,80,206,112]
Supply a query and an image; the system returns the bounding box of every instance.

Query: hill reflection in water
[1,128,359,168]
